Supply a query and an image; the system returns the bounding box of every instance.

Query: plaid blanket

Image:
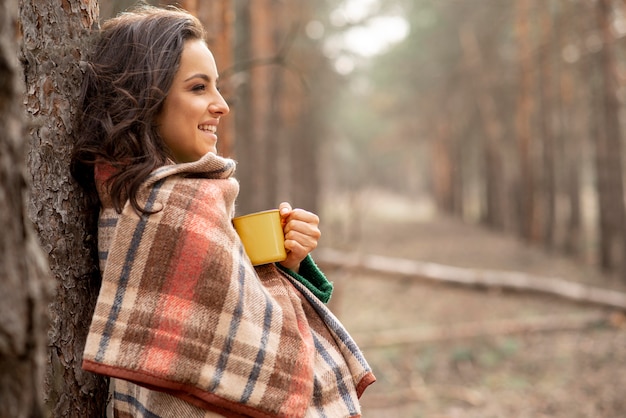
[83,152,375,417]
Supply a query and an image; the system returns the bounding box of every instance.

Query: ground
[318,191,626,418]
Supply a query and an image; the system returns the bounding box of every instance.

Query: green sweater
[277,255,333,303]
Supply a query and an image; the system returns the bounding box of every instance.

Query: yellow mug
[232,209,287,266]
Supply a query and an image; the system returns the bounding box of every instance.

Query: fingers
[278,202,321,271]
[284,220,319,253]
[279,202,292,217]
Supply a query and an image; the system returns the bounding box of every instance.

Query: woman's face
[157,39,229,162]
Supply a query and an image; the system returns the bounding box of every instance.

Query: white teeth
[198,124,216,133]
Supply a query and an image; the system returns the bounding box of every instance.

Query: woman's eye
[192,84,206,92]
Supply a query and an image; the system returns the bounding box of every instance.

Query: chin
[199,149,217,158]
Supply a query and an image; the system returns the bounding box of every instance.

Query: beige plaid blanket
[83,153,375,417]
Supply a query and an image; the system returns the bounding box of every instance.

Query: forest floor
[318,190,626,418]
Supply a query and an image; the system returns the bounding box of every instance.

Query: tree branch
[315,248,626,310]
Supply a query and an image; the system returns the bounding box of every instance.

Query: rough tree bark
[0,0,53,416]
[19,0,110,416]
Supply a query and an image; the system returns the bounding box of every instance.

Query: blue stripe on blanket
[312,333,357,415]
[209,245,248,393]
[241,282,273,402]
[286,275,372,372]
[95,181,164,362]
[114,391,161,418]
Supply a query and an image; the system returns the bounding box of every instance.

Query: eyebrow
[183,73,218,82]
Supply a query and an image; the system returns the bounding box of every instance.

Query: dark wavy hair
[71,5,206,213]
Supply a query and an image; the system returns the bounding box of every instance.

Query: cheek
[159,101,186,132]
[159,94,206,138]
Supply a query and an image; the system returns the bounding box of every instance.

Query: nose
[209,91,230,116]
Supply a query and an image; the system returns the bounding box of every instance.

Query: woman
[72,6,374,418]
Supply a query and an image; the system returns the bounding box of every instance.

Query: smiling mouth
[198,124,217,134]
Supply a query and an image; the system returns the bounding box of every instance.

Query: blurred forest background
[102,0,626,281]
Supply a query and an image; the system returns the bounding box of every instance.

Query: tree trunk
[539,1,556,249]
[263,0,285,207]
[515,0,539,243]
[0,0,53,417]
[431,121,455,213]
[595,0,626,278]
[290,86,322,214]
[553,2,583,257]
[282,0,321,214]
[458,23,506,230]
[232,0,323,214]
[233,0,266,214]
[19,0,110,416]
[232,0,278,214]
[561,66,583,257]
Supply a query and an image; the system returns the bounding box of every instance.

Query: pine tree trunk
[539,1,556,249]
[0,0,53,416]
[596,0,626,278]
[19,0,109,416]
[431,122,455,213]
[233,0,275,214]
[560,68,583,257]
[233,0,258,214]
[515,0,538,243]
[458,23,506,229]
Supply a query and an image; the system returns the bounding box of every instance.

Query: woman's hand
[278,202,321,272]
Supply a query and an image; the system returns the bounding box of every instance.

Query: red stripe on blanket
[141,184,215,374]
[279,313,316,416]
